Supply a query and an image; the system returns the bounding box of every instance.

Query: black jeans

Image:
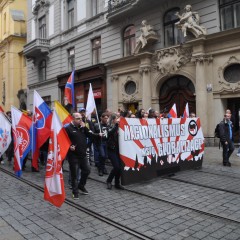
[222,141,235,164]
[69,155,90,195]
[107,149,121,186]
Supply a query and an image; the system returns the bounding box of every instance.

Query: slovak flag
[64,71,75,109]
[32,90,53,170]
[11,106,32,177]
[182,102,189,119]
[44,110,71,207]
[168,103,177,118]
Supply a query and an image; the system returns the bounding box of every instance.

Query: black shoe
[103,168,108,175]
[79,185,89,195]
[115,184,125,190]
[72,193,79,200]
[223,163,226,166]
[31,167,39,172]
[226,162,231,167]
[98,170,103,176]
[106,182,112,190]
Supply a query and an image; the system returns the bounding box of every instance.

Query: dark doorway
[159,75,196,117]
[227,98,240,143]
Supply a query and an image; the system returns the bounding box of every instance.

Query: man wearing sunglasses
[65,112,102,199]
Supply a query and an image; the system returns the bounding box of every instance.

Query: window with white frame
[68,48,75,71]
[92,38,101,64]
[92,0,99,16]
[68,0,74,29]
[39,16,46,39]
[220,0,240,30]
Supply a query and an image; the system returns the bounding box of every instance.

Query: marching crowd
[0,105,237,200]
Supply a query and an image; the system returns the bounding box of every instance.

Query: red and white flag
[44,110,71,207]
[86,83,97,120]
[0,112,11,157]
[11,106,32,176]
[182,102,189,119]
[168,103,177,118]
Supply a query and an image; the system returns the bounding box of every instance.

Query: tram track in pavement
[2,165,240,229]
[87,176,240,225]
[0,166,153,240]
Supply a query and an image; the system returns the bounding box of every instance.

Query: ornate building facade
[0,0,27,111]
[24,0,240,144]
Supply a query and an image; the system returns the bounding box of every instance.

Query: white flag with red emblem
[44,110,71,207]
[0,112,11,158]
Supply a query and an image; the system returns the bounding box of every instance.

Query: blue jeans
[107,149,121,186]
[97,142,108,171]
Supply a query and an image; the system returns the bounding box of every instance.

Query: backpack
[214,123,220,138]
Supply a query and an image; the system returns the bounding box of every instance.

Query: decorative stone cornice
[121,76,139,103]
[139,66,151,75]
[111,75,119,82]
[152,46,192,75]
[191,54,213,64]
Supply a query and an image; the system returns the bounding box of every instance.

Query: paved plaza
[1,147,240,240]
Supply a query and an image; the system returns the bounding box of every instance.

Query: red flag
[44,110,71,207]
[182,102,189,119]
[64,71,75,108]
[0,106,4,112]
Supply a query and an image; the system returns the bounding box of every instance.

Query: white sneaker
[237,153,240,157]
[1,161,4,165]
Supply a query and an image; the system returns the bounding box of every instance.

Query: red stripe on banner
[120,154,143,168]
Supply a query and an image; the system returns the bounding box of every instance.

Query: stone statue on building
[175,5,206,38]
[17,89,27,111]
[134,20,158,53]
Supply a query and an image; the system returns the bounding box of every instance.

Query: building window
[92,0,98,16]
[68,0,74,29]
[2,81,5,105]
[220,0,240,30]
[68,48,75,71]
[125,81,136,95]
[92,38,101,64]
[42,95,51,108]
[39,16,46,39]
[123,25,136,57]
[4,13,6,34]
[164,8,181,47]
[224,64,240,83]
[39,60,46,81]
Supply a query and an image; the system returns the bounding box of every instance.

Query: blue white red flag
[64,71,75,109]
[0,112,11,158]
[44,110,71,207]
[11,106,32,177]
[32,90,53,170]
[168,103,177,118]
[182,102,189,119]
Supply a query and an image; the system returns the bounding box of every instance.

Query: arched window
[164,8,181,47]
[39,60,46,81]
[123,25,136,57]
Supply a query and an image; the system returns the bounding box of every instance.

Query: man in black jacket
[65,112,102,199]
[219,113,234,167]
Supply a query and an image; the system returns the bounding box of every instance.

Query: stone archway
[159,75,196,116]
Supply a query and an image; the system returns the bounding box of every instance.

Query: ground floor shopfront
[106,28,240,145]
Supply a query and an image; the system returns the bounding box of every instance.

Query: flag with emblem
[44,110,71,207]
[32,90,53,170]
[64,71,75,109]
[11,106,32,177]
[0,112,11,157]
